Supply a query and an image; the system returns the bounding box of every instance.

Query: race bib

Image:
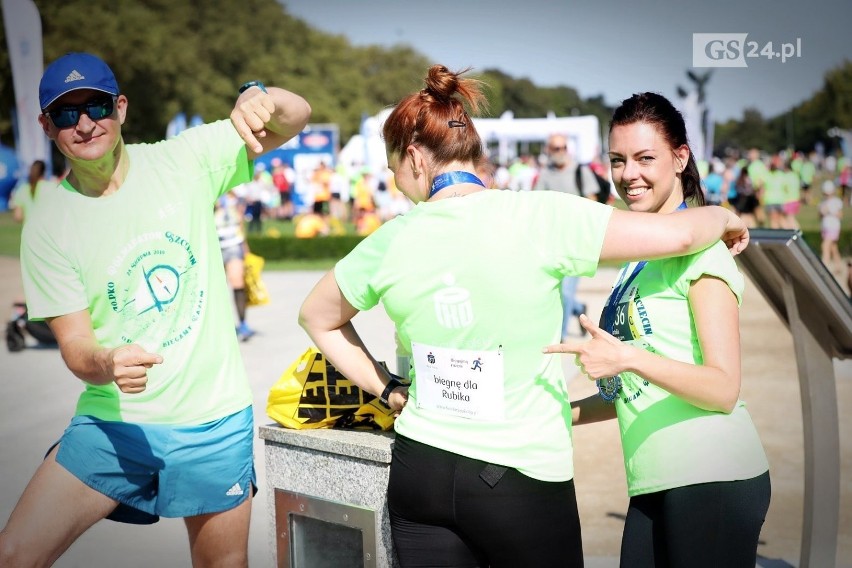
[610,286,653,350]
[411,342,504,421]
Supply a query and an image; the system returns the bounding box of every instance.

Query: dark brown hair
[28,159,46,197]
[382,65,487,169]
[610,92,705,206]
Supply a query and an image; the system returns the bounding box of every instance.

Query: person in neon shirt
[294,201,331,238]
[547,92,770,568]
[0,52,311,566]
[298,66,750,567]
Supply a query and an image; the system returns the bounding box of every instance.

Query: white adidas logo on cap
[64,70,85,83]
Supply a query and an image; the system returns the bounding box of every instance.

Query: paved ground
[0,255,850,567]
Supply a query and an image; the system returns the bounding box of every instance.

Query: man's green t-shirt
[783,171,801,203]
[607,241,769,496]
[747,160,768,189]
[799,161,815,185]
[10,179,55,223]
[762,170,787,206]
[21,120,254,425]
[335,190,613,481]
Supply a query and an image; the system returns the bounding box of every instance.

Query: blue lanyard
[603,262,645,334]
[602,201,688,333]
[429,171,485,199]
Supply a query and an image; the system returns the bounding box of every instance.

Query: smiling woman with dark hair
[549,91,771,568]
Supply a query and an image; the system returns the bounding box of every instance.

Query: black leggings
[387,434,583,568]
[620,471,771,568]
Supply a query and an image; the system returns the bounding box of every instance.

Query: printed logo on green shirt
[104,230,205,349]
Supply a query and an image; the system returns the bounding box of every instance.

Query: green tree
[713,60,852,155]
[715,108,780,154]
[823,60,852,129]
[3,0,843,158]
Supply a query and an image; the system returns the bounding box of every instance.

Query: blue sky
[281,0,851,122]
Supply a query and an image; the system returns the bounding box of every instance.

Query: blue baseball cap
[39,52,119,110]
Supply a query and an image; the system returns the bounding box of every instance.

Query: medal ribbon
[597,201,687,401]
[603,261,645,334]
[429,171,485,199]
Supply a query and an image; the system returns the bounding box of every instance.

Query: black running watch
[239,80,267,94]
[380,376,405,407]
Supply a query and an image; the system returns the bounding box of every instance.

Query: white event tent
[339,109,603,175]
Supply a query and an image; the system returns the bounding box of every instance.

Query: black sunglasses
[44,96,117,128]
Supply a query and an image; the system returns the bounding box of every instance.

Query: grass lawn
[0,212,21,257]
[0,212,350,270]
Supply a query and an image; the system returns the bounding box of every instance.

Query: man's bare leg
[184,494,252,568]
[0,446,118,567]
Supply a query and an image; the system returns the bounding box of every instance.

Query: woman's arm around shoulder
[600,206,748,263]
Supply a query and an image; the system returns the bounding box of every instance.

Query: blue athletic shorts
[53,406,256,525]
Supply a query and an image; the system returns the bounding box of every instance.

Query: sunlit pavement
[1,260,849,567]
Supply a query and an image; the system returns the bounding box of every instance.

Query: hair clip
[448,120,466,128]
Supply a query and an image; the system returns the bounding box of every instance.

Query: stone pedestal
[259,425,397,568]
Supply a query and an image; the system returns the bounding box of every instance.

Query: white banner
[2,0,49,173]
[678,91,706,165]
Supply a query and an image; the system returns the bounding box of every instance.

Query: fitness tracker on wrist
[380,376,405,406]
[239,81,267,94]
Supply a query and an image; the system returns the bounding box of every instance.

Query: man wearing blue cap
[0,52,311,566]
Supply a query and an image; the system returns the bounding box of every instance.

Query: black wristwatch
[380,376,405,406]
[239,80,267,94]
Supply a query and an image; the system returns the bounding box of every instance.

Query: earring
[413,169,419,176]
